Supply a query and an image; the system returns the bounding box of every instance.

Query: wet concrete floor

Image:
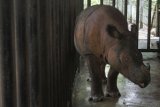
[72,53,160,107]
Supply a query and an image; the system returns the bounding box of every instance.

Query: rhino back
[74,5,101,55]
[74,5,128,56]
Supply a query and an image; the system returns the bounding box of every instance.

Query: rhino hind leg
[106,67,121,97]
[86,55,104,102]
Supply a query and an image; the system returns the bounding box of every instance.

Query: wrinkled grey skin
[74,5,151,102]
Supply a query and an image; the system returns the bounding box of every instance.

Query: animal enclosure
[84,0,160,52]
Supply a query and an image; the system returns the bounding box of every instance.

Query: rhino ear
[131,24,138,36]
[106,25,122,39]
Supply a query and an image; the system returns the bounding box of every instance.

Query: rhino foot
[88,95,104,102]
[105,91,121,98]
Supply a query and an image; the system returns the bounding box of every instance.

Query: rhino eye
[124,57,128,62]
[120,54,129,64]
[123,56,130,63]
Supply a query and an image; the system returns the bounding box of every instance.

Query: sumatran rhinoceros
[74,5,151,102]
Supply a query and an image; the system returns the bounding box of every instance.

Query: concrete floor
[72,52,160,107]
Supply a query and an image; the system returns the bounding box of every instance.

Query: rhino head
[106,25,151,88]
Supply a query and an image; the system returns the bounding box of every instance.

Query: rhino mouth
[132,63,151,88]
[138,82,150,88]
[138,83,146,88]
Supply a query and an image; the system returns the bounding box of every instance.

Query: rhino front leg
[86,55,104,102]
[87,62,107,84]
[106,67,121,97]
[100,62,107,84]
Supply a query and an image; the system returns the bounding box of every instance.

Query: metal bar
[46,0,53,106]
[100,0,103,5]
[147,0,152,50]
[0,0,16,107]
[15,0,31,106]
[59,0,63,105]
[87,0,91,7]
[136,0,140,37]
[158,1,160,47]
[140,49,160,52]
[158,9,160,37]
[112,0,115,7]
[26,0,40,106]
[0,1,4,107]
[38,0,49,107]
[52,0,56,105]
[131,24,138,48]
[0,0,17,107]
[12,0,19,106]
[124,0,128,19]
